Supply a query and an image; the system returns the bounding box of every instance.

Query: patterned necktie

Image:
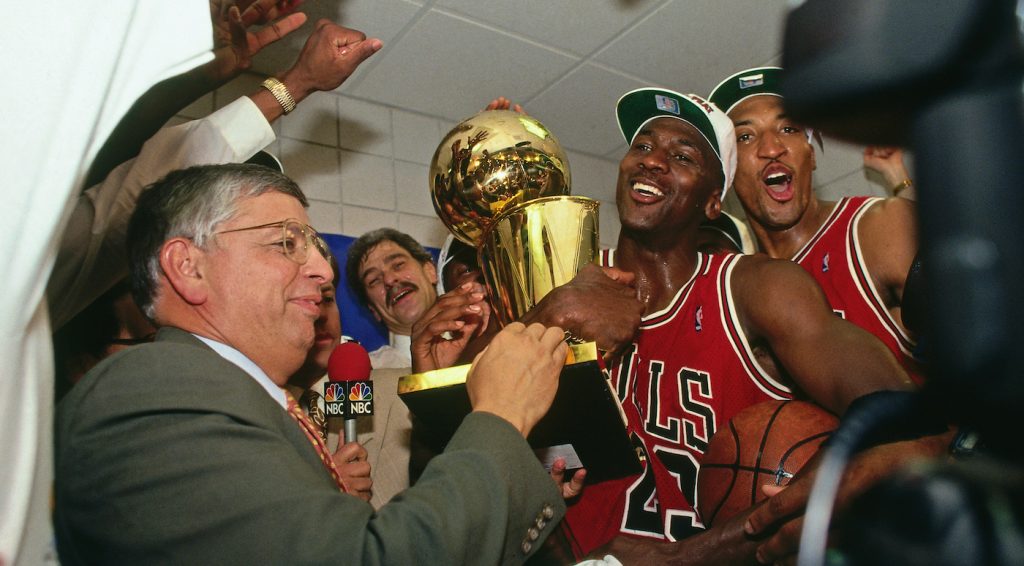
[299,388,328,443]
[284,390,348,493]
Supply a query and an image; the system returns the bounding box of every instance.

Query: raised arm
[85,0,308,186]
[49,19,383,329]
[856,195,919,318]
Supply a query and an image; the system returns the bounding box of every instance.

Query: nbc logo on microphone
[346,381,374,415]
[323,383,346,416]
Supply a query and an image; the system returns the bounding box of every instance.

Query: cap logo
[738,73,765,89]
[654,94,680,115]
[687,94,714,114]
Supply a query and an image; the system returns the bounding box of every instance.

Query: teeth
[633,182,664,197]
[764,173,791,186]
[390,289,411,306]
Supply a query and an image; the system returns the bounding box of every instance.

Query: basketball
[697,400,838,526]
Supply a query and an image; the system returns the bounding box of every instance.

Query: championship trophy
[428,109,598,326]
[397,109,640,482]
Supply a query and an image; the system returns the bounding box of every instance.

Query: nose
[638,147,668,172]
[304,245,333,284]
[383,267,404,287]
[757,132,787,159]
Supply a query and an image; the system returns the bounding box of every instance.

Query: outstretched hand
[207,0,308,82]
[411,281,492,373]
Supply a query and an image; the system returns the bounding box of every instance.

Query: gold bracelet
[891,178,913,195]
[260,77,297,114]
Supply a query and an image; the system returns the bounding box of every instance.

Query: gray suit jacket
[55,328,564,565]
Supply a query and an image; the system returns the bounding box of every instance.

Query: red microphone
[325,341,373,444]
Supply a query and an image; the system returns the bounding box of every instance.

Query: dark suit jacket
[55,328,564,565]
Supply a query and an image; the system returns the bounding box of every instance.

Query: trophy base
[398,343,642,483]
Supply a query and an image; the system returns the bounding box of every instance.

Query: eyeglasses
[215,219,331,265]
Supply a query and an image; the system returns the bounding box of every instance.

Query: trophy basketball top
[429,109,572,245]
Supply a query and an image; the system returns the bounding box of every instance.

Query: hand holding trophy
[405,108,640,488]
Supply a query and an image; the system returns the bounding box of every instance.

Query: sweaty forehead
[728,95,785,124]
[638,117,716,159]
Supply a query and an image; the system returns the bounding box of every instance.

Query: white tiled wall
[184,72,896,251]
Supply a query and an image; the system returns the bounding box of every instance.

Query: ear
[423,261,439,286]
[159,238,209,307]
[368,304,383,323]
[704,188,723,220]
[810,144,817,171]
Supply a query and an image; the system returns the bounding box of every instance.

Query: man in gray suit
[54,163,568,565]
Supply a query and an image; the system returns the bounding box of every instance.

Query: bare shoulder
[857,196,918,294]
[860,196,916,234]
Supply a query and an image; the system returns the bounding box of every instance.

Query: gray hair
[127,163,307,319]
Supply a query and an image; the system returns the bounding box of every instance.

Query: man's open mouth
[388,286,415,307]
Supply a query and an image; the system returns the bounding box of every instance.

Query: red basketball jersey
[563,251,792,556]
[792,196,923,383]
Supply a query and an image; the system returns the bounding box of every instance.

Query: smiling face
[729,95,817,232]
[201,191,333,382]
[616,117,724,237]
[359,240,438,335]
[290,279,342,389]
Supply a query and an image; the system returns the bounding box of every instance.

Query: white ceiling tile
[338,96,394,158]
[813,135,867,188]
[280,91,339,147]
[434,0,661,56]
[593,0,789,96]
[342,206,399,238]
[279,139,341,203]
[395,160,434,215]
[340,150,396,210]
[307,200,344,235]
[817,170,886,202]
[236,0,801,165]
[398,213,449,250]
[565,151,620,203]
[527,63,650,156]
[350,10,579,121]
[393,110,441,164]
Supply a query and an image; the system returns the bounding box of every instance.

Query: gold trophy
[404,110,640,482]
[428,109,599,324]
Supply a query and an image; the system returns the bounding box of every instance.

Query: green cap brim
[616,88,721,160]
[708,67,784,115]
